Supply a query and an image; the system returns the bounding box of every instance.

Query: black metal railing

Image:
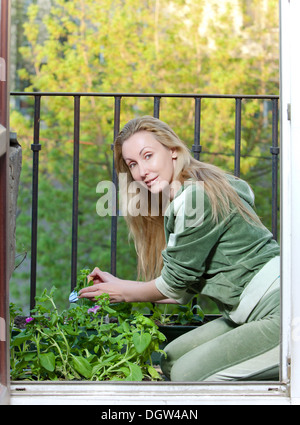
[10,92,280,310]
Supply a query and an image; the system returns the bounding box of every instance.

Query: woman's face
[122,131,177,193]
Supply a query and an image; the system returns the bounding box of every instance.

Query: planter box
[157,314,221,343]
[151,314,221,365]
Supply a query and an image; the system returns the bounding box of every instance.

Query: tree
[10,0,279,312]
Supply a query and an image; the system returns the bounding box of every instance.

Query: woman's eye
[129,163,136,169]
[145,153,152,160]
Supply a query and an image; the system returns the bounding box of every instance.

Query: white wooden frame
[280,0,300,403]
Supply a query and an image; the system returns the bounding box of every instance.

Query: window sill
[10,380,291,405]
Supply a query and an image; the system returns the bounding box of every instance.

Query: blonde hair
[114,116,261,281]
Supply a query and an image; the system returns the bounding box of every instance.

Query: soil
[14,315,28,329]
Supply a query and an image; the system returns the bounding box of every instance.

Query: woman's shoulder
[225,174,255,207]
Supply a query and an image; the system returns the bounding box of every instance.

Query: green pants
[160,289,280,381]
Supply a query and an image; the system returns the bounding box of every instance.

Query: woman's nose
[138,163,149,179]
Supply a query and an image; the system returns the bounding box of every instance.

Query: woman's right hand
[79,267,125,303]
[80,267,167,304]
[87,267,115,285]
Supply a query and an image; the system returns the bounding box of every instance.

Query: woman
[79,116,280,382]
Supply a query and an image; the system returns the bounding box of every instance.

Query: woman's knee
[160,342,178,379]
[160,317,235,380]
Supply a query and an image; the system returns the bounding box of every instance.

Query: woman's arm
[78,267,167,303]
[155,298,179,304]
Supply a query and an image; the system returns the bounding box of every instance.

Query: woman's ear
[171,148,178,159]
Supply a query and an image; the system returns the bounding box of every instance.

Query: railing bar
[234,98,242,177]
[70,95,80,291]
[192,97,202,160]
[110,96,121,276]
[10,92,280,100]
[10,91,280,299]
[192,98,202,308]
[271,98,279,241]
[30,95,41,310]
[153,96,161,118]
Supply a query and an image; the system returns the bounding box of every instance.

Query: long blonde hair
[114,116,261,281]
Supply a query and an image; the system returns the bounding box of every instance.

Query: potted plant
[10,270,166,382]
[150,300,206,344]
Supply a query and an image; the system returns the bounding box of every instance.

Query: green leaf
[125,362,143,381]
[103,305,117,314]
[132,332,151,354]
[119,366,130,377]
[50,312,58,326]
[63,324,79,336]
[71,355,92,379]
[11,332,32,347]
[140,316,156,327]
[39,352,56,372]
[147,365,162,380]
[24,352,37,361]
[119,321,130,333]
[91,363,103,376]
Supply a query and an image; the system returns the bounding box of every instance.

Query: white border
[10,0,300,406]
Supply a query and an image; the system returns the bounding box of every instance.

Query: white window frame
[280,0,300,404]
[9,0,300,406]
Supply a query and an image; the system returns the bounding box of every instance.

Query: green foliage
[151,298,205,326]
[10,287,166,381]
[74,268,91,293]
[10,0,279,313]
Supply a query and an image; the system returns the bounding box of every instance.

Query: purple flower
[87,305,100,314]
[26,317,34,324]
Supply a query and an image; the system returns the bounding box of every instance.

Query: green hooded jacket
[155,176,280,316]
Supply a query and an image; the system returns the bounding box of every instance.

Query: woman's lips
[145,176,158,187]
